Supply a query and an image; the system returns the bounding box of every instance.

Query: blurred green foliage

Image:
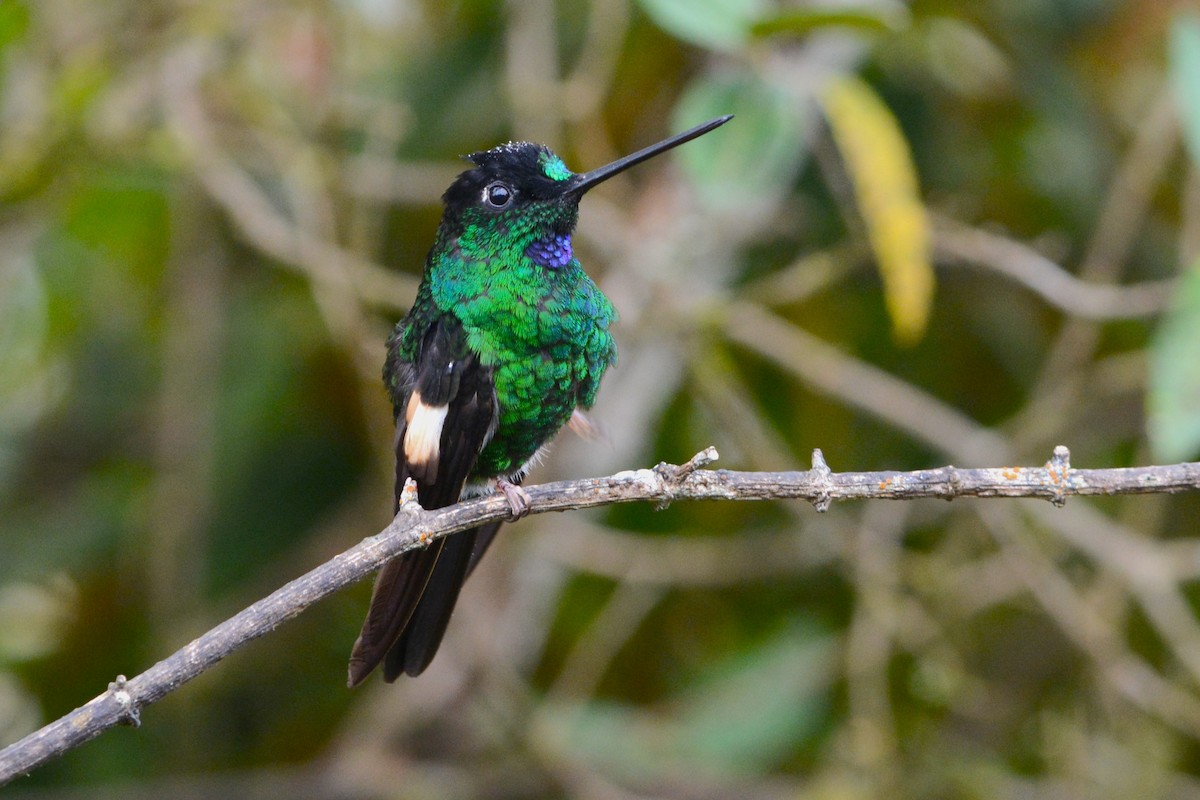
[2,0,1200,797]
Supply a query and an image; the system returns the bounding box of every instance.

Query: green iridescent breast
[426,229,616,476]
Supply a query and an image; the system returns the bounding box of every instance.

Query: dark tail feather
[347,543,443,687]
[351,520,504,683]
[383,526,480,679]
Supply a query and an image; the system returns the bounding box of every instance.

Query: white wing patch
[404,391,449,470]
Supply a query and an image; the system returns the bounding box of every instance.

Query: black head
[440,141,578,224]
[437,115,734,237]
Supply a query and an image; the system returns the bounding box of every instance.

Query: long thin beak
[564,115,733,197]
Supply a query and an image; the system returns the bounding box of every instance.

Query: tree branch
[3,445,1199,785]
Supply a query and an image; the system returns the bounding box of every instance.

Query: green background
[3,0,1200,797]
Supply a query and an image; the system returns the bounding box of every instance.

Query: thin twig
[2,445,1200,785]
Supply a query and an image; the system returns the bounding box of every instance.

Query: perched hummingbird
[348,115,733,685]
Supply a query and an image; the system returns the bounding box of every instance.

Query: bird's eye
[483,182,513,209]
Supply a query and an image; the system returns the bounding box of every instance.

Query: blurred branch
[1030,85,1179,395]
[533,517,838,586]
[561,0,630,121]
[722,301,1012,463]
[932,214,1175,320]
[144,195,225,644]
[505,0,561,143]
[160,45,416,313]
[4,445,1200,784]
[738,243,862,308]
[843,502,906,775]
[1078,86,1178,285]
[541,581,666,704]
[981,504,1200,739]
[340,156,460,204]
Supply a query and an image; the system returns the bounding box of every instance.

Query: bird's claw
[497,478,532,520]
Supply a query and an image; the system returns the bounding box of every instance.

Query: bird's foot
[497,477,532,520]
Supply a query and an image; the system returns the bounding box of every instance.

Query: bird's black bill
[565,114,733,197]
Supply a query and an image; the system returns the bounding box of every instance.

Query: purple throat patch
[526,233,573,270]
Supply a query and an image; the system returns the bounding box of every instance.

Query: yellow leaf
[822,76,934,345]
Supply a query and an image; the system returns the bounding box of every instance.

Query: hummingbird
[347,115,733,685]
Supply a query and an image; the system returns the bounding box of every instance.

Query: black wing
[348,317,498,685]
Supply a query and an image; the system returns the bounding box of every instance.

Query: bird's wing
[348,317,497,686]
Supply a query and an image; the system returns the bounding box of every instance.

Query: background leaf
[635,0,765,52]
[822,76,933,345]
[751,6,906,39]
[0,0,28,54]
[1170,13,1200,167]
[1148,263,1200,462]
[672,73,807,214]
[554,625,833,780]
[670,623,833,775]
